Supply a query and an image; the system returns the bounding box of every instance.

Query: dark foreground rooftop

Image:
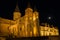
[6,36,59,40]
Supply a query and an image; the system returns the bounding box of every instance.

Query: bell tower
[33,6,40,36]
[13,2,21,20]
[33,6,39,20]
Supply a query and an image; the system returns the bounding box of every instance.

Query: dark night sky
[0,0,60,31]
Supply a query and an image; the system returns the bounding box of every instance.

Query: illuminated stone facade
[0,3,59,37]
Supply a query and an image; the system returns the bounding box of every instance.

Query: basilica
[0,3,59,38]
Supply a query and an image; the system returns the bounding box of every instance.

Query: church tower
[24,3,34,37]
[33,6,40,36]
[33,6,39,20]
[12,2,21,37]
[13,2,21,21]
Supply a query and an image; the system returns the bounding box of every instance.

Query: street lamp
[48,17,51,20]
[47,16,52,24]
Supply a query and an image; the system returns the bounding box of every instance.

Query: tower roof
[27,2,31,8]
[34,6,37,11]
[14,2,20,12]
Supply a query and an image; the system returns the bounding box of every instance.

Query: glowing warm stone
[33,17,36,21]
[13,12,21,20]
[33,27,37,36]
[30,17,32,20]
[33,14,36,21]
[40,31,44,36]
[30,31,32,37]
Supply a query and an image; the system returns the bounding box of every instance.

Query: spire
[25,2,33,12]
[27,2,31,8]
[34,6,37,11]
[14,1,20,12]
